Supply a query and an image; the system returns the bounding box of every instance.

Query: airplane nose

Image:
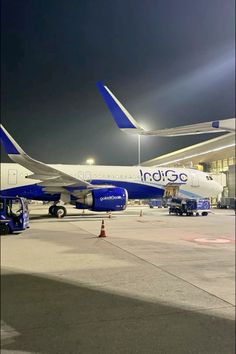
[215,181,223,194]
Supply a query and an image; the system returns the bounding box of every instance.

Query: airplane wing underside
[139,120,235,136]
[97,82,235,136]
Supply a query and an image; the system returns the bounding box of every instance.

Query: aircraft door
[164,184,180,197]
[8,169,18,185]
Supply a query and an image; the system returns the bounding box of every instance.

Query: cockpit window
[206,176,213,180]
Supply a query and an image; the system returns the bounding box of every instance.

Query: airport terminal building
[142,133,235,205]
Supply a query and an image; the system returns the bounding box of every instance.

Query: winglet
[97,82,144,133]
[0,124,25,155]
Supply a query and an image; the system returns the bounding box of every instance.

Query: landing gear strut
[48,205,67,218]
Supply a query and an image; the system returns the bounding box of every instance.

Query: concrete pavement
[1,206,235,353]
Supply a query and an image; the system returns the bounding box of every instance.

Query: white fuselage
[0,162,222,200]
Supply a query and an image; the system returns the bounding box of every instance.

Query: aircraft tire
[0,224,10,235]
[55,206,67,218]
[49,205,57,215]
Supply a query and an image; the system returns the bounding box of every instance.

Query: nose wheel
[49,205,67,218]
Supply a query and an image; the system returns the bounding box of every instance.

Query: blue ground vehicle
[169,197,210,216]
[148,199,162,208]
[0,196,29,235]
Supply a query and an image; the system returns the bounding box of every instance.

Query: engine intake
[76,187,128,212]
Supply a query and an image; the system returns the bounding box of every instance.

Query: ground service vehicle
[217,197,236,210]
[148,199,162,208]
[169,197,210,216]
[0,196,29,235]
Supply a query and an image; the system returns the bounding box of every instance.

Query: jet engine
[76,187,128,212]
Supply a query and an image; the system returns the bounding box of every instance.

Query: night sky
[1,0,235,165]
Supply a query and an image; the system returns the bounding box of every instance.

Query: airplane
[97,82,235,136]
[0,124,222,218]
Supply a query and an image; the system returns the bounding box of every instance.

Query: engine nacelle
[76,187,128,212]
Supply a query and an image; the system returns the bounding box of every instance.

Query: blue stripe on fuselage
[0,184,60,201]
[1,180,165,202]
[89,180,165,199]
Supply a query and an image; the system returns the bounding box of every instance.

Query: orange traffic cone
[98,220,107,237]
[108,212,112,219]
[139,209,143,217]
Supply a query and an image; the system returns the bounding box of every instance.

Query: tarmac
[1,205,235,354]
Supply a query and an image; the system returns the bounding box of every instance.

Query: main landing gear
[48,205,67,218]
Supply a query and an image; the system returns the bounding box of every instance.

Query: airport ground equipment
[0,196,29,235]
[98,219,107,237]
[217,197,236,210]
[168,197,210,216]
[148,199,162,208]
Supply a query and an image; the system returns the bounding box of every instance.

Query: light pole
[86,158,95,165]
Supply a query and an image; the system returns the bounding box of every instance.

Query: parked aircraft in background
[0,125,222,217]
[97,82,235,136]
